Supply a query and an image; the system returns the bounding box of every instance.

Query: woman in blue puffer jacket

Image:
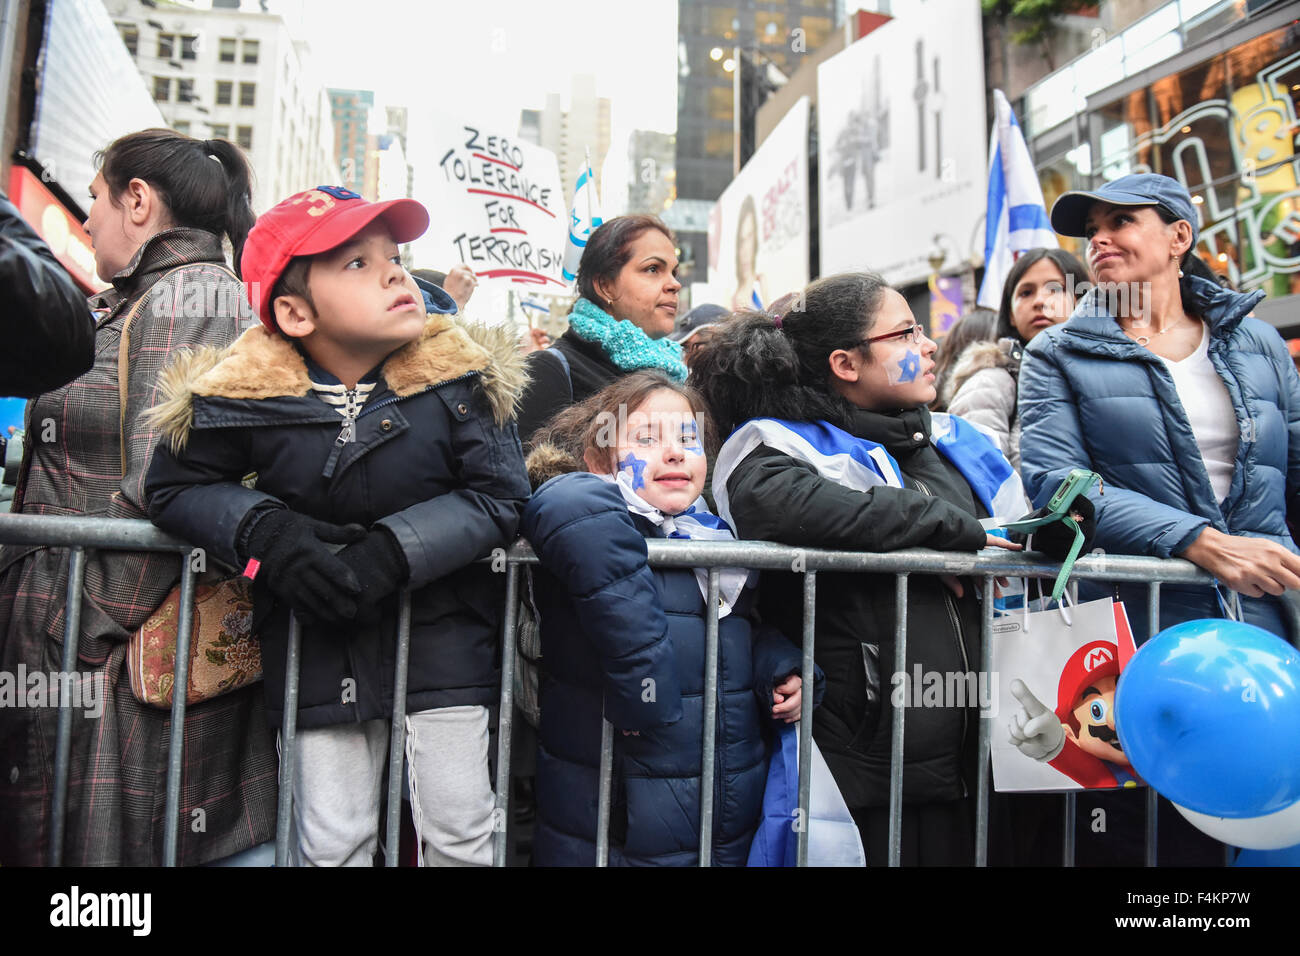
[1019,174,1300,866]
[521,371,820,866]
[1020,173,1300,642]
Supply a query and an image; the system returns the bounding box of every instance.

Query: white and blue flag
[711,414,1028,534]
[561,161,604,284]
[976,90,1058,310]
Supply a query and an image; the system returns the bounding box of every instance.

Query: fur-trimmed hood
[944,337,1022,406]
[525,442,584,491]
[150,313,528,451]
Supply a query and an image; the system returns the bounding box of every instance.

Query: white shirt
[1158,325,1239,504]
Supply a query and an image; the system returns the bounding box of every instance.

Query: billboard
[28,0,165,216]
[707,96,810,312]
[817,0,987,286]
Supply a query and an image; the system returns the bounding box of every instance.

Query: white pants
[289,705,495,867]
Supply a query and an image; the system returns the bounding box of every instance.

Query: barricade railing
[4,515,1295,867]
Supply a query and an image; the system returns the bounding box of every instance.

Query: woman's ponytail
[96,128,255,276]
[690,273,889,439]
[689,310,814,438]
[203,138,255,277]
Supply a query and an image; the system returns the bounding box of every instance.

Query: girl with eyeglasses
[690,273,1085,865]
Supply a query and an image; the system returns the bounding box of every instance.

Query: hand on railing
[244,510,366,622]
[1180,528,1300,598]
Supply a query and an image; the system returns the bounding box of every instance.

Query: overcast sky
[274,0,680,135]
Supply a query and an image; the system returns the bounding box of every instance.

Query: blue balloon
[1115,618,1300,818]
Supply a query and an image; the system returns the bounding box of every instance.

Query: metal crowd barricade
[5,514,1298,867]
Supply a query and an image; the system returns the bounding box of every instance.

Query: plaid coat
[0,228,279,866]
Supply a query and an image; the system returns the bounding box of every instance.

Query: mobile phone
[998,469,1099,535]
[1045,468,1100,517]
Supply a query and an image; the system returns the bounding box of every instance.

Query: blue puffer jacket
[1019,275,1300,638]
[522,472,817,866]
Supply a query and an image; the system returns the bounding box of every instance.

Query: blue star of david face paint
[895,349,921,383]
[681,423,704,457]
[618,453,648,489]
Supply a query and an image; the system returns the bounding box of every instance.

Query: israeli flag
[976,90,1058,310]
[711,415,1027,534]
[561,162,604,283]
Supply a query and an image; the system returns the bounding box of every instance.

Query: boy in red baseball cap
[144,186,530,866]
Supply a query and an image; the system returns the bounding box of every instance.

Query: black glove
[335,526,410,614]
[1010,495,1097,561]
[243,508,366,622]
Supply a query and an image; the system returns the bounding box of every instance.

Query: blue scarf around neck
[567,296,688,382]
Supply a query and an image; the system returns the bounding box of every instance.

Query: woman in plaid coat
[0,130,277,865]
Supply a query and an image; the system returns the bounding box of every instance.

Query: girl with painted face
[689,273,1093,866]
[520,371,820,866]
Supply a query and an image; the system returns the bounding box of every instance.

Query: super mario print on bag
[991,596,1143,792]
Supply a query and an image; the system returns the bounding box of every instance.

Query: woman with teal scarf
[517,215,688,442]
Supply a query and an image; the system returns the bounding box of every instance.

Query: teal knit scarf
[567,297,688,382]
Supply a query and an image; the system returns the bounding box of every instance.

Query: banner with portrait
[817,0,987,286]
[707,96,810,313]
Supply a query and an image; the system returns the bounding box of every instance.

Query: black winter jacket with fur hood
[144,313,531,729]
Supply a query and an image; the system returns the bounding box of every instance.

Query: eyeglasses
[858,324,925,348]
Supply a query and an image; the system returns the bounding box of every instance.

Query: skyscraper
[516,75,612,200]
[675,1,835,202]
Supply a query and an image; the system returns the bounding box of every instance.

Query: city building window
[708,86,732,121]
[177,78,195,102]
[242,39,259,64]
[210,124,230,139]
[239,82,256,107]
[174,120,191,135]
[219,37,236,62]
[705,129,733,158]
[116,23,138,57]
[216,80,233,105]
[800,16,831,50]
[236,125,253,149]
[756,11,786,45]
[157,33,175,59]
[153,76,171,101]
[181,35,199,60]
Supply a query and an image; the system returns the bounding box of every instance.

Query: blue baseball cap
[1050,173,1199,246]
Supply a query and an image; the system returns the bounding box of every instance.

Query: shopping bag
[991,595,1139,792]
[747,723,866,866]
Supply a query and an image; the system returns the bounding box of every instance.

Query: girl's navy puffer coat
[522,471,816,866]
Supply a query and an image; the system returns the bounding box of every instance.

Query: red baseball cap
[241,185,430,330]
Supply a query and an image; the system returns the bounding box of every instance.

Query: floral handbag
[127,575,262,708]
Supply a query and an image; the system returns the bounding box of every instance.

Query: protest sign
[415,122,568,318]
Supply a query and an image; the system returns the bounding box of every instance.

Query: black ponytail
[202,138,255,275]
[689,272,889,438]
[96,128,256,277]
